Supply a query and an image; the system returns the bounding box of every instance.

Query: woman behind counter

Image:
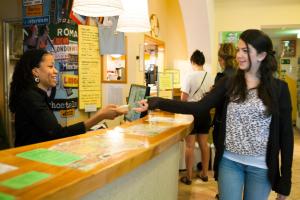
[135,29,293,200]
[9,49,125,147]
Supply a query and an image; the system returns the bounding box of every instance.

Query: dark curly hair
[9,49,50,113]
[228,29,277,115]
[190,49,205,66]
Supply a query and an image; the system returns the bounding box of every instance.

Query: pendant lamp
[116,0,150,32]
[72,0,123,17]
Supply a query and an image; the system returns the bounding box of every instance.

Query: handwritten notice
[158,73,173,90]
[78,25,101,110]
[164,69,180,88]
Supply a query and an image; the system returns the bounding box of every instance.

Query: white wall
[178,0,215,71]
[214,0,300,72]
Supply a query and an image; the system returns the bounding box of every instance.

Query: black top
[214,67,236,84]
[148,77,293,196]
[14,87,85,147]
[211,68,236,179]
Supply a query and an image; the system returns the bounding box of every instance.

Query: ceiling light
[72,0,123,17]
[111,54,122,58]
[116,0,150,32]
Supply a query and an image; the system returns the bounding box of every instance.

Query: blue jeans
[218,157,271,200]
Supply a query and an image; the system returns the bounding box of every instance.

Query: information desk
[0,111,193,200]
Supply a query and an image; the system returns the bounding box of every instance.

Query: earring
[34,77,40,83]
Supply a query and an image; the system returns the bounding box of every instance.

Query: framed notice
[101,54,127,83]
[281,39,296,57]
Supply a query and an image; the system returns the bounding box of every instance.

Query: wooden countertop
[0,111,193,199]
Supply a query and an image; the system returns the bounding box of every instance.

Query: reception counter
[0,111,193,200]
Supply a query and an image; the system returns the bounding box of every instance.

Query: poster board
[158,72,173,99]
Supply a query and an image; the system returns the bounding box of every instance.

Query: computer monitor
[124,84,150,121]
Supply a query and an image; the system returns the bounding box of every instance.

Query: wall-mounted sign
[219,31,242,46]
[281,39,296,57]
[281,58,290,65]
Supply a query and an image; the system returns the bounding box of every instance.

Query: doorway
[144,35,165,87]
[262,25,300,127]
[2,19,23,147]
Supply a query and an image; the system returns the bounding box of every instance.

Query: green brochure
[0,171,50,189]
[0,192,15,200]
[16,148,82,166]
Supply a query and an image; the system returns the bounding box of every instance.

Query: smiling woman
[134,29,293,200]
[9,49,127,147]
[31,53,58,91]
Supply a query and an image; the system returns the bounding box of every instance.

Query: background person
[9,49,126,147]
[212,43,237,176]
[135,29,293,200]
[212,42,237,199]
[180,50,213,185]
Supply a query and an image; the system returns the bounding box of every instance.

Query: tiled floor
[178,129,300,200]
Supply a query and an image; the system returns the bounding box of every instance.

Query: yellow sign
[62,74,79,88]
[60,108,75,118]
[78,25,101,110]
[158,73,173,90]
[164,68,180,88]
[26,5,43,16]
[158,90,173,99]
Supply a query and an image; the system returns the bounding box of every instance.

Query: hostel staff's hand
[98,104,122,120]
[84,104,124,130]
[276,193,287,200]
[133,99,149,113]
[115,105,130,115]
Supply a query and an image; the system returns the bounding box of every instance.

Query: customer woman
[212,43,237,177]
[10,49,125,147]
[135,29,293,200]
[180,50,213,185]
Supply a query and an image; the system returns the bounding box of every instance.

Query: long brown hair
[228,29,277,115]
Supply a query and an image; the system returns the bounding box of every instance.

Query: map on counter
[0,163,18,175]
[120,124,170,137]
[0,192,15,200]
[16,148,82,166]
[0,171,51,190]
[146,116,191,124]
[49,134,146,171]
